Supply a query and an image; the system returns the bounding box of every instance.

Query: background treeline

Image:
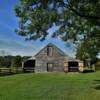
[0,56,30,68]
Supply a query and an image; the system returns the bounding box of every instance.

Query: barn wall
[35,44,67,72]
[35,61,47,72]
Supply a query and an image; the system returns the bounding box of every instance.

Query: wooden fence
[0,68,11,73]
[0,68,23,75]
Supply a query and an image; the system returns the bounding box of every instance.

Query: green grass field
[0,72,100,100]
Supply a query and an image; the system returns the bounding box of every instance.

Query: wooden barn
[22,43,84,72]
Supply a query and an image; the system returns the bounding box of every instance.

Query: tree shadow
[95,85,100,90]
[0,72,24,77]
[0,71,35,77]
[93,80,100,90]
[0,72,15,77]
[94,80,100,83]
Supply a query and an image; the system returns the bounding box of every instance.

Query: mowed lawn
[0,72,100,100]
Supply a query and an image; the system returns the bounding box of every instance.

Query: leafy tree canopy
[15,0,100,59]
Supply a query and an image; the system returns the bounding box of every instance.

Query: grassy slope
[0,72,100,100]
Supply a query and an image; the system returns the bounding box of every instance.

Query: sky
[0,0,76,57]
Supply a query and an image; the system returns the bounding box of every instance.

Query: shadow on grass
[0,72,24,77]
[0,73,15,76]
[95,85,100,90]
[94,80,100,82]
[0,71,35,77]
[82,70,95,73]
[93,80,100,90]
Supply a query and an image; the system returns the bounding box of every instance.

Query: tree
[0,56,5,67]
[11,56,22,72]
[4,56,12,68]
[15,0,100,58]
[0,56,12,68]
[76,41,99,66]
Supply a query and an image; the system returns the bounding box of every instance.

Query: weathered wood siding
[35,44,67,72]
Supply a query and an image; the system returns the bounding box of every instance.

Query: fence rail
[0,68,11,73]
[0,68,23,75]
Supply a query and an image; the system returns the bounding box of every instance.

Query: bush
[82,69,95,73]
[95,61,100,70]
[82,68,95,73]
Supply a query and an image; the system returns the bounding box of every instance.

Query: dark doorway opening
[47,63,53,72]
[68,61,78,72]
[23,60,35,72]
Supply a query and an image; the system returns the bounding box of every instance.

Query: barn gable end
[34,43,68,72]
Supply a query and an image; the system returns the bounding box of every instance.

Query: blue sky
[0,0,76,57]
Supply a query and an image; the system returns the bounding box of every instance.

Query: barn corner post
[78,61,84,72]
[64,62,68,72]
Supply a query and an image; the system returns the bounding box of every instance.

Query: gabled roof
[34,43,69,57]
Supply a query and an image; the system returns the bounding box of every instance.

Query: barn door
[47,63,53,72]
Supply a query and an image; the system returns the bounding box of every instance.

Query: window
[47,46,53,56]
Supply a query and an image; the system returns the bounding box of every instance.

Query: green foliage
[76,40,99,65]
[0,56,31,68]
[95,61,100,66]
[11,56,22,68]
[95,60,100,70]
[15,0,100,39]
[0,56,12,68]
[15,0,100,59]
[0,57,5,67]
